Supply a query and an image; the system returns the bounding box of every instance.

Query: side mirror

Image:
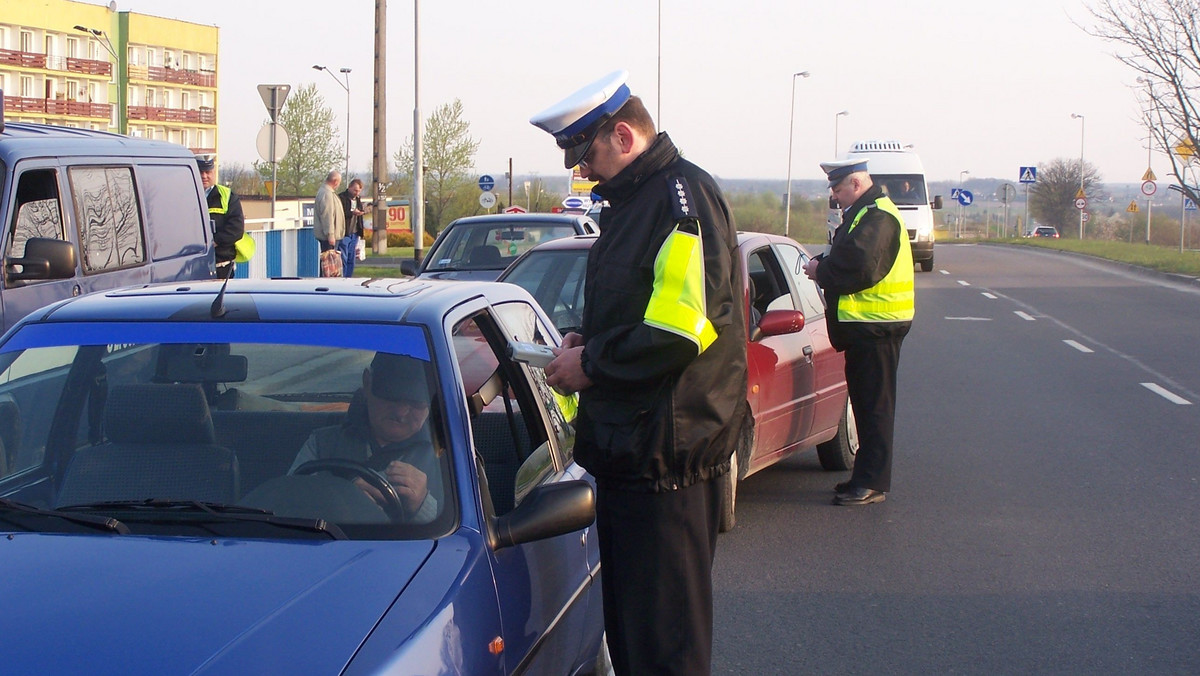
[493,480,595,549]
[932,195,944,210]
[399,258,419,277]
[7,237,76,282]
[755,309,805,339]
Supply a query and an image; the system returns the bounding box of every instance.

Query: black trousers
[843,334,905,492]
[595,478,722,676]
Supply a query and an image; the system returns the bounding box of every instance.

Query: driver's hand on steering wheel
[352,461,428,514]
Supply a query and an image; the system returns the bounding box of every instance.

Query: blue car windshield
[0,322,453,541]
[426,222,580,272]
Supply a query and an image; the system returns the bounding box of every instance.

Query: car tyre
[920,257,934,272]
[817,397,858,471]
[719,413,753,533]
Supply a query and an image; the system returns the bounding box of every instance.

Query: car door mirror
[932,195,943,210]
[755,309,805,339]
[7,237,76,282]
[399,258,418,277]
[493,480,595,549]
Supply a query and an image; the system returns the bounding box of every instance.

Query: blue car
[0,278,607,674]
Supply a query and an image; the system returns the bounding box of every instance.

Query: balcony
[3,95,112,119]
[129,64,216,88]
[0,48,46,69]
[0,49,112,77]
[127,105,216,125]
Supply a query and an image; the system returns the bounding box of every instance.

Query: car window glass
[503,249,588,335]
[876,174,927,206]
[775,242,826,318]
[68,166,145,273]
[426,222,580,272]
[451,310,556,516]
[140,164,208,260]
[8,168,65,260]
[746,246,795,317]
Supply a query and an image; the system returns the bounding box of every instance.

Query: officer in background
[532,70,747,676]
[197,156,245,278]
[803,158,914,506]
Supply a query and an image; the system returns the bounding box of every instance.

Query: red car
[498,233,856,531]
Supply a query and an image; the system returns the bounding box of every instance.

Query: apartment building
[0,0,219,156]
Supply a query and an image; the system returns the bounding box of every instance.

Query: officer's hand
[546,346,592,394]
[560,332,584,349]
[803,257,820,281]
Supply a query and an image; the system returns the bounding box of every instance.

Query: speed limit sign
[1074,197,1087,210]
[1082,211,1091,223]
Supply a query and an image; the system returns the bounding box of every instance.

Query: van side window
[68,166,145,273]
[9,169,65,259]
[140,165,208,260]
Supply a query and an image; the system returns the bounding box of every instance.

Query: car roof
[445,213,596,228]
[0,121,196,164]
[499,231,805,253]
[22,277,528,329]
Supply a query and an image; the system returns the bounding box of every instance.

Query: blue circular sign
[956,189,974,207]
[478,174,495,192]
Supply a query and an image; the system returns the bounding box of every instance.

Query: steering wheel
[293,459,406,522]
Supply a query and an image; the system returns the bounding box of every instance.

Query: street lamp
[314,65,352,180]
[74,25,124,134]
[834,110,849,155]
[784,70,810,238]
[958,170,969,237]
[1071,113,1085,239]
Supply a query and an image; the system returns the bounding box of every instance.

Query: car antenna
[210,265,234,318]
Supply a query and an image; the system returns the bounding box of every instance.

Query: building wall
[0,0,218,156]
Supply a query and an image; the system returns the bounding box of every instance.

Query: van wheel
[920,257,934,272]
[817,397,858,471]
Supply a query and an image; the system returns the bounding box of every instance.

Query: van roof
[845,140,927,176]
[0,122,196,165]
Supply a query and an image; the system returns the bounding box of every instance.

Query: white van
[829,140,941,272]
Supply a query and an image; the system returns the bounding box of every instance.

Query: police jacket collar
[592,132,678,204]
[842,183,885,225]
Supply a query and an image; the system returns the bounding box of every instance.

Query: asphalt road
[712,244,1200,675]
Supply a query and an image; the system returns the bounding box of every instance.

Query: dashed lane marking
[982,292,997,299]
[1141,382,1193,405]
[939,270,950,275]
[1063,340,1094,353]
[1014,311,1036,321]
[957,280,971,286]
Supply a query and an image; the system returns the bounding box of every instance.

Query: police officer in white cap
[532,71,747,676]
[196,155,245,278]
[804,158,914,505]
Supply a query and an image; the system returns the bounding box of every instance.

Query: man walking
[196,156,244,278]
[532,70,747,676]
[804,158,914,506]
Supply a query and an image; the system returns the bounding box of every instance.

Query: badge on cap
[530,70,632,169]
[196,155,216,171]
[819,158,869,188]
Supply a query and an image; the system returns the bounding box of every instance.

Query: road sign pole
[1146,194,1152,245]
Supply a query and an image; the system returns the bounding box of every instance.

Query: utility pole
[372,0,388,254]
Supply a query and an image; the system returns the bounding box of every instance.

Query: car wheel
[719,413,752,533]
[817,397,858,471]
[920,257,934,272]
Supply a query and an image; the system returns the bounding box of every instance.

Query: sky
[107,0,1162,185]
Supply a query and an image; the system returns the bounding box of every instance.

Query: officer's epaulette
[668,175,700,233]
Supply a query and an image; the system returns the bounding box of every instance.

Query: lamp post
[834,110,849,155]
[958,170,969,237]
[1071,113,1085,239]
[73,25,124,134]
[314,65,351,180]
[783,70,810,238]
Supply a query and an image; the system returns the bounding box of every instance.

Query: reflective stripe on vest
[644,223,718,353]
[209,184,231,216]
[838,196,915,323]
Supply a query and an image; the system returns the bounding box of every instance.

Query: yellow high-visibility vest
[644,222,718,353]
[209,184,232,215]
[838,196,915,322]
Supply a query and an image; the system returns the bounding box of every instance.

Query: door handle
[803,345,814,363]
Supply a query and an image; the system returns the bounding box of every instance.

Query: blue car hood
[0,533,436,674]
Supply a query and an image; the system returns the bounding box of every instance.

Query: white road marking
[1014,311,1036,321]
[1141,382,1193,405]
[981,292,997,299]
[1063,340,1094,353]
[946,316,993,321]
[957,280,971,286]
[939,270,950,275]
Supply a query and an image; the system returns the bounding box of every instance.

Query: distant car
[402,213,598,281]
[498,233,857,531]
[1034,226,1060,238]
[0,278,606,674]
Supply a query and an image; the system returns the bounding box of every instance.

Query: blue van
[0,114,214,332]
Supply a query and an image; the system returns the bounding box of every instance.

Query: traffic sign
[950,188,961,199]
[1075,197,1087,210]
[1142,168,1157,182]
[257,84,291,123]
[1141,180,1157,196]
[998,183,1017,203]
[956,189,974,207]
[1075,188,1086,200]
[1187,199,1197,212]
[1127,200,1139,213]
[1082,211,1091,223]
[1176,140,1196,159]
[479,191,496,209]
[255,123,289,163]
[1019,166,1037,184]
[478,174,495,192]
[562,195,589,210]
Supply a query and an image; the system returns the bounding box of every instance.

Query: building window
[145,47,156,67]
[20,31,33,53]
[66,37,79,59]
[20,76,34,98]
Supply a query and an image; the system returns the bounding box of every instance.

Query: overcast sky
[114,0,1160,185]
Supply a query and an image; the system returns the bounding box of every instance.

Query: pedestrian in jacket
[339,178,366,276]
[197,156,244,278]
[314,170,345,254]
[804,158,914,506]
[532,70,747,676]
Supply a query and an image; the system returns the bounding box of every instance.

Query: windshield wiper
[0,497,129,534]
[57,499,346,540]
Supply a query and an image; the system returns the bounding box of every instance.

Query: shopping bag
[355,238,366,261]
[320,249,343,277]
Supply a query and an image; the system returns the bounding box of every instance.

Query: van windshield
[877,174,927,206]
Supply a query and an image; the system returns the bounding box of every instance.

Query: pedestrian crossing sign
[1019,166,1037,183]
[1127,200,1139,213]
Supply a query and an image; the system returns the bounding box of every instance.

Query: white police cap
[819,158,869,188]
[530,70,631,169]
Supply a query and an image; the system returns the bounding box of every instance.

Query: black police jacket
[579,133,748,493]
[207,186,245,266]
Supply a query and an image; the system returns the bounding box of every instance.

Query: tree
[1086,0,1199,207]
[393,99,481,234]
[255,83,343,197]
[1029,158,1104,236]
[219,162,264,197]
